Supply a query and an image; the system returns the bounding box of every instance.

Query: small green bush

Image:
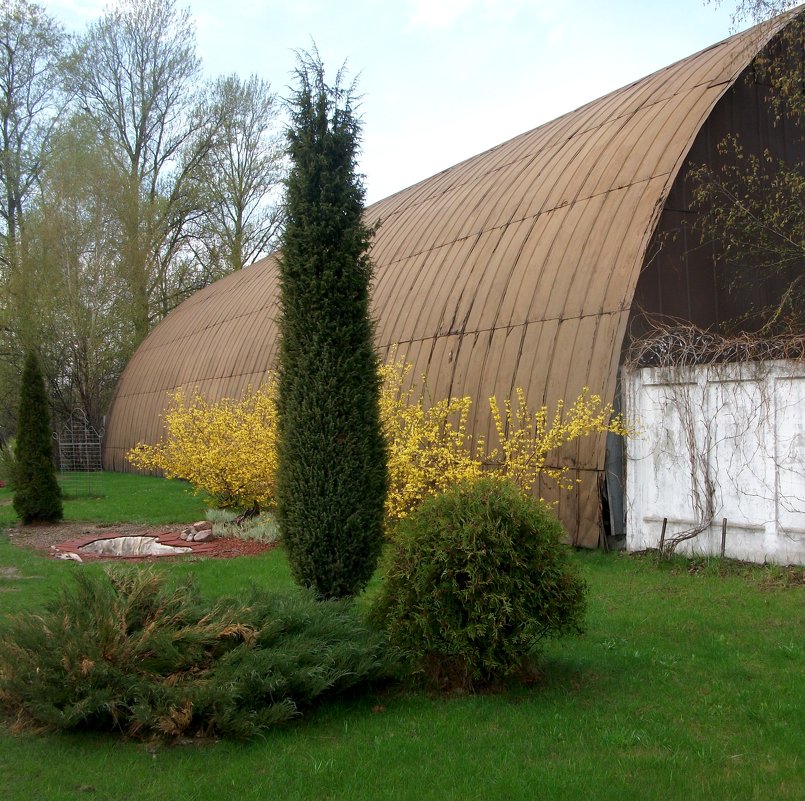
[371,477,587,689]
[0,568,396,739]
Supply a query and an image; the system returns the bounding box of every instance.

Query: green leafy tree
[0,1,285,444]
[0,0,68,442]
[67,0,219,342]
[22,116,131,432]
[276,51,387,600]
[0,0,67,271]
[13,350,62,522]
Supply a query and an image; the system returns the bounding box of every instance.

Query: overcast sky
[47,0,746,203]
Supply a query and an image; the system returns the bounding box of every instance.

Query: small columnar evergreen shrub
[13,351,62,523]
[0,569,396,739]
[372,477,587,689]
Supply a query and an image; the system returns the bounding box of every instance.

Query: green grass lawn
[0,474,803,801]
[0,472,207,527]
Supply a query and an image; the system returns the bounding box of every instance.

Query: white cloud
[45,0,107,30]
[407,0,473,30]
[481,0,564,24]
[405,0,567,35]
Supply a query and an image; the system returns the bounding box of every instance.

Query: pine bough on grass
[0,569,396,739]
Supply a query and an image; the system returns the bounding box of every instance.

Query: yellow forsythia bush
[128,359,627,521]
[128,384,279,510]
[488,387,629,497]
[378,356,481,522]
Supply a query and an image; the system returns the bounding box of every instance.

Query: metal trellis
[55,410,105,498]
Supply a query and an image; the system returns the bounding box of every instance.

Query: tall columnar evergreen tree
[13,350,62,523]
[276,52,387,600]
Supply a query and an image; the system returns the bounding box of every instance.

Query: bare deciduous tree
[191,74,285,281]
[688,137,805,331]
[709,0,800,25]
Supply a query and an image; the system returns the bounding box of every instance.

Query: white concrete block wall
[623,360,805,565]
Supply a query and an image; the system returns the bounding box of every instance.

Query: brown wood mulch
[3,521,276,562]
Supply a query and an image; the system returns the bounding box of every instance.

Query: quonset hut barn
[103,12,804,547]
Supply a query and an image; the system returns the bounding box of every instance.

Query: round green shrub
[371,476,587,689]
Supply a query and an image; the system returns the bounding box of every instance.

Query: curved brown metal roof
[103,14,797,545]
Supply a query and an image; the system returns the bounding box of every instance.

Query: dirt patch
[3,521,276,562]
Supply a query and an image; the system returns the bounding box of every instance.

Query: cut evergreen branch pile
[0,568,396,739]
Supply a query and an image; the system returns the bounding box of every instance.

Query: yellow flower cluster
[128,359,627,520]
[488,387,628,496]
[377,356,481,522]
[128,383,279,510]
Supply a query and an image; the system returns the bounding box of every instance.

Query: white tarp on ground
[623,359,805,565]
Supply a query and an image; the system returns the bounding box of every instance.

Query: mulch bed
[4,522,277,562]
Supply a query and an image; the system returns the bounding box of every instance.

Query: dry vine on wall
[624,322,804,557]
